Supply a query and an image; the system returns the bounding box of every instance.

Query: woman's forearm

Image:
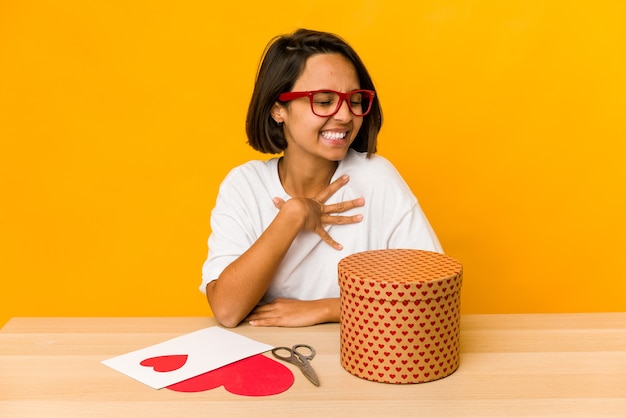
[206,200,306,327]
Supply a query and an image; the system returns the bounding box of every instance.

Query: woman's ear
[271,102,284,124]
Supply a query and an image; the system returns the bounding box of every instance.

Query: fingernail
[355,214,363,221]
[342,175,349,181]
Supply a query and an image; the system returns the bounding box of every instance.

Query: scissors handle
[292,344,316,360]
[271,344,320,386]
[271,344,316,362]
[271,346,296,361]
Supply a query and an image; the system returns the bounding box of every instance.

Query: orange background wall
[1,1,625,327]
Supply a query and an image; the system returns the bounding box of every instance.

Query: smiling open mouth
[321,131,347,140]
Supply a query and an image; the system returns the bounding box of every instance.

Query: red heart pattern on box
[338,249,463,384]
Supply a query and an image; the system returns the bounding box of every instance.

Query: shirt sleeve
[199,167,270,294]
[388,201,443,253]
[353,153,443,254]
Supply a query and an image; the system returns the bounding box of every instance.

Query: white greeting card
[101,326,273,389]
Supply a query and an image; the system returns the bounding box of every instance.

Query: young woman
[201,29,442,328]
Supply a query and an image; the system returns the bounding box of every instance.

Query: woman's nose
[332,98,353,121]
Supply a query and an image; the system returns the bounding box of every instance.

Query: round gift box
[338,249,463,384]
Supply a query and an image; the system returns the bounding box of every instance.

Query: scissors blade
[299,362,320,386]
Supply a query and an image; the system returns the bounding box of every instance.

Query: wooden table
[1,313,625,417]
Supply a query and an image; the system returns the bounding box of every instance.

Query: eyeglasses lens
[311,91,372,117]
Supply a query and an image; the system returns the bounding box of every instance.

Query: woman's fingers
[321,213,363,225]
[321,197,365,214]
[272,197,285,208]
[315,227,344,250]
[271,175,364,250]
[314,175,350,203]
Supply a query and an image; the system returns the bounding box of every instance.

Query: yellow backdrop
[1,1,625,327]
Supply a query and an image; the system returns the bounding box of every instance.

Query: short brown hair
[246,29,383,157]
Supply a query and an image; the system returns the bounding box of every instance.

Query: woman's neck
[278,156,338,198]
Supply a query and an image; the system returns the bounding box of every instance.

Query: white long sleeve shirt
[200,149,442,304]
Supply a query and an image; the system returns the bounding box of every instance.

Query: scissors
[271,344,320,386]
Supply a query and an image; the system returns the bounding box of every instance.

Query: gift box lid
[338,249,463,301]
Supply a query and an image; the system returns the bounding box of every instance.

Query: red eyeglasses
[278,89,375,117]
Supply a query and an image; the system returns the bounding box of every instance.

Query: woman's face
[274,53,363,164]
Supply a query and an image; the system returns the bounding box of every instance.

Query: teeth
[322,131,347,140]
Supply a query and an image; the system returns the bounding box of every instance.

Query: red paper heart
[166,354,294,397]
[140,354,188,372]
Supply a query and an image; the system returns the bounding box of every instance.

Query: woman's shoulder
[218,158,280,195]
[222,158,278,181]
[340,149,415,200]
[341,149,403,179]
